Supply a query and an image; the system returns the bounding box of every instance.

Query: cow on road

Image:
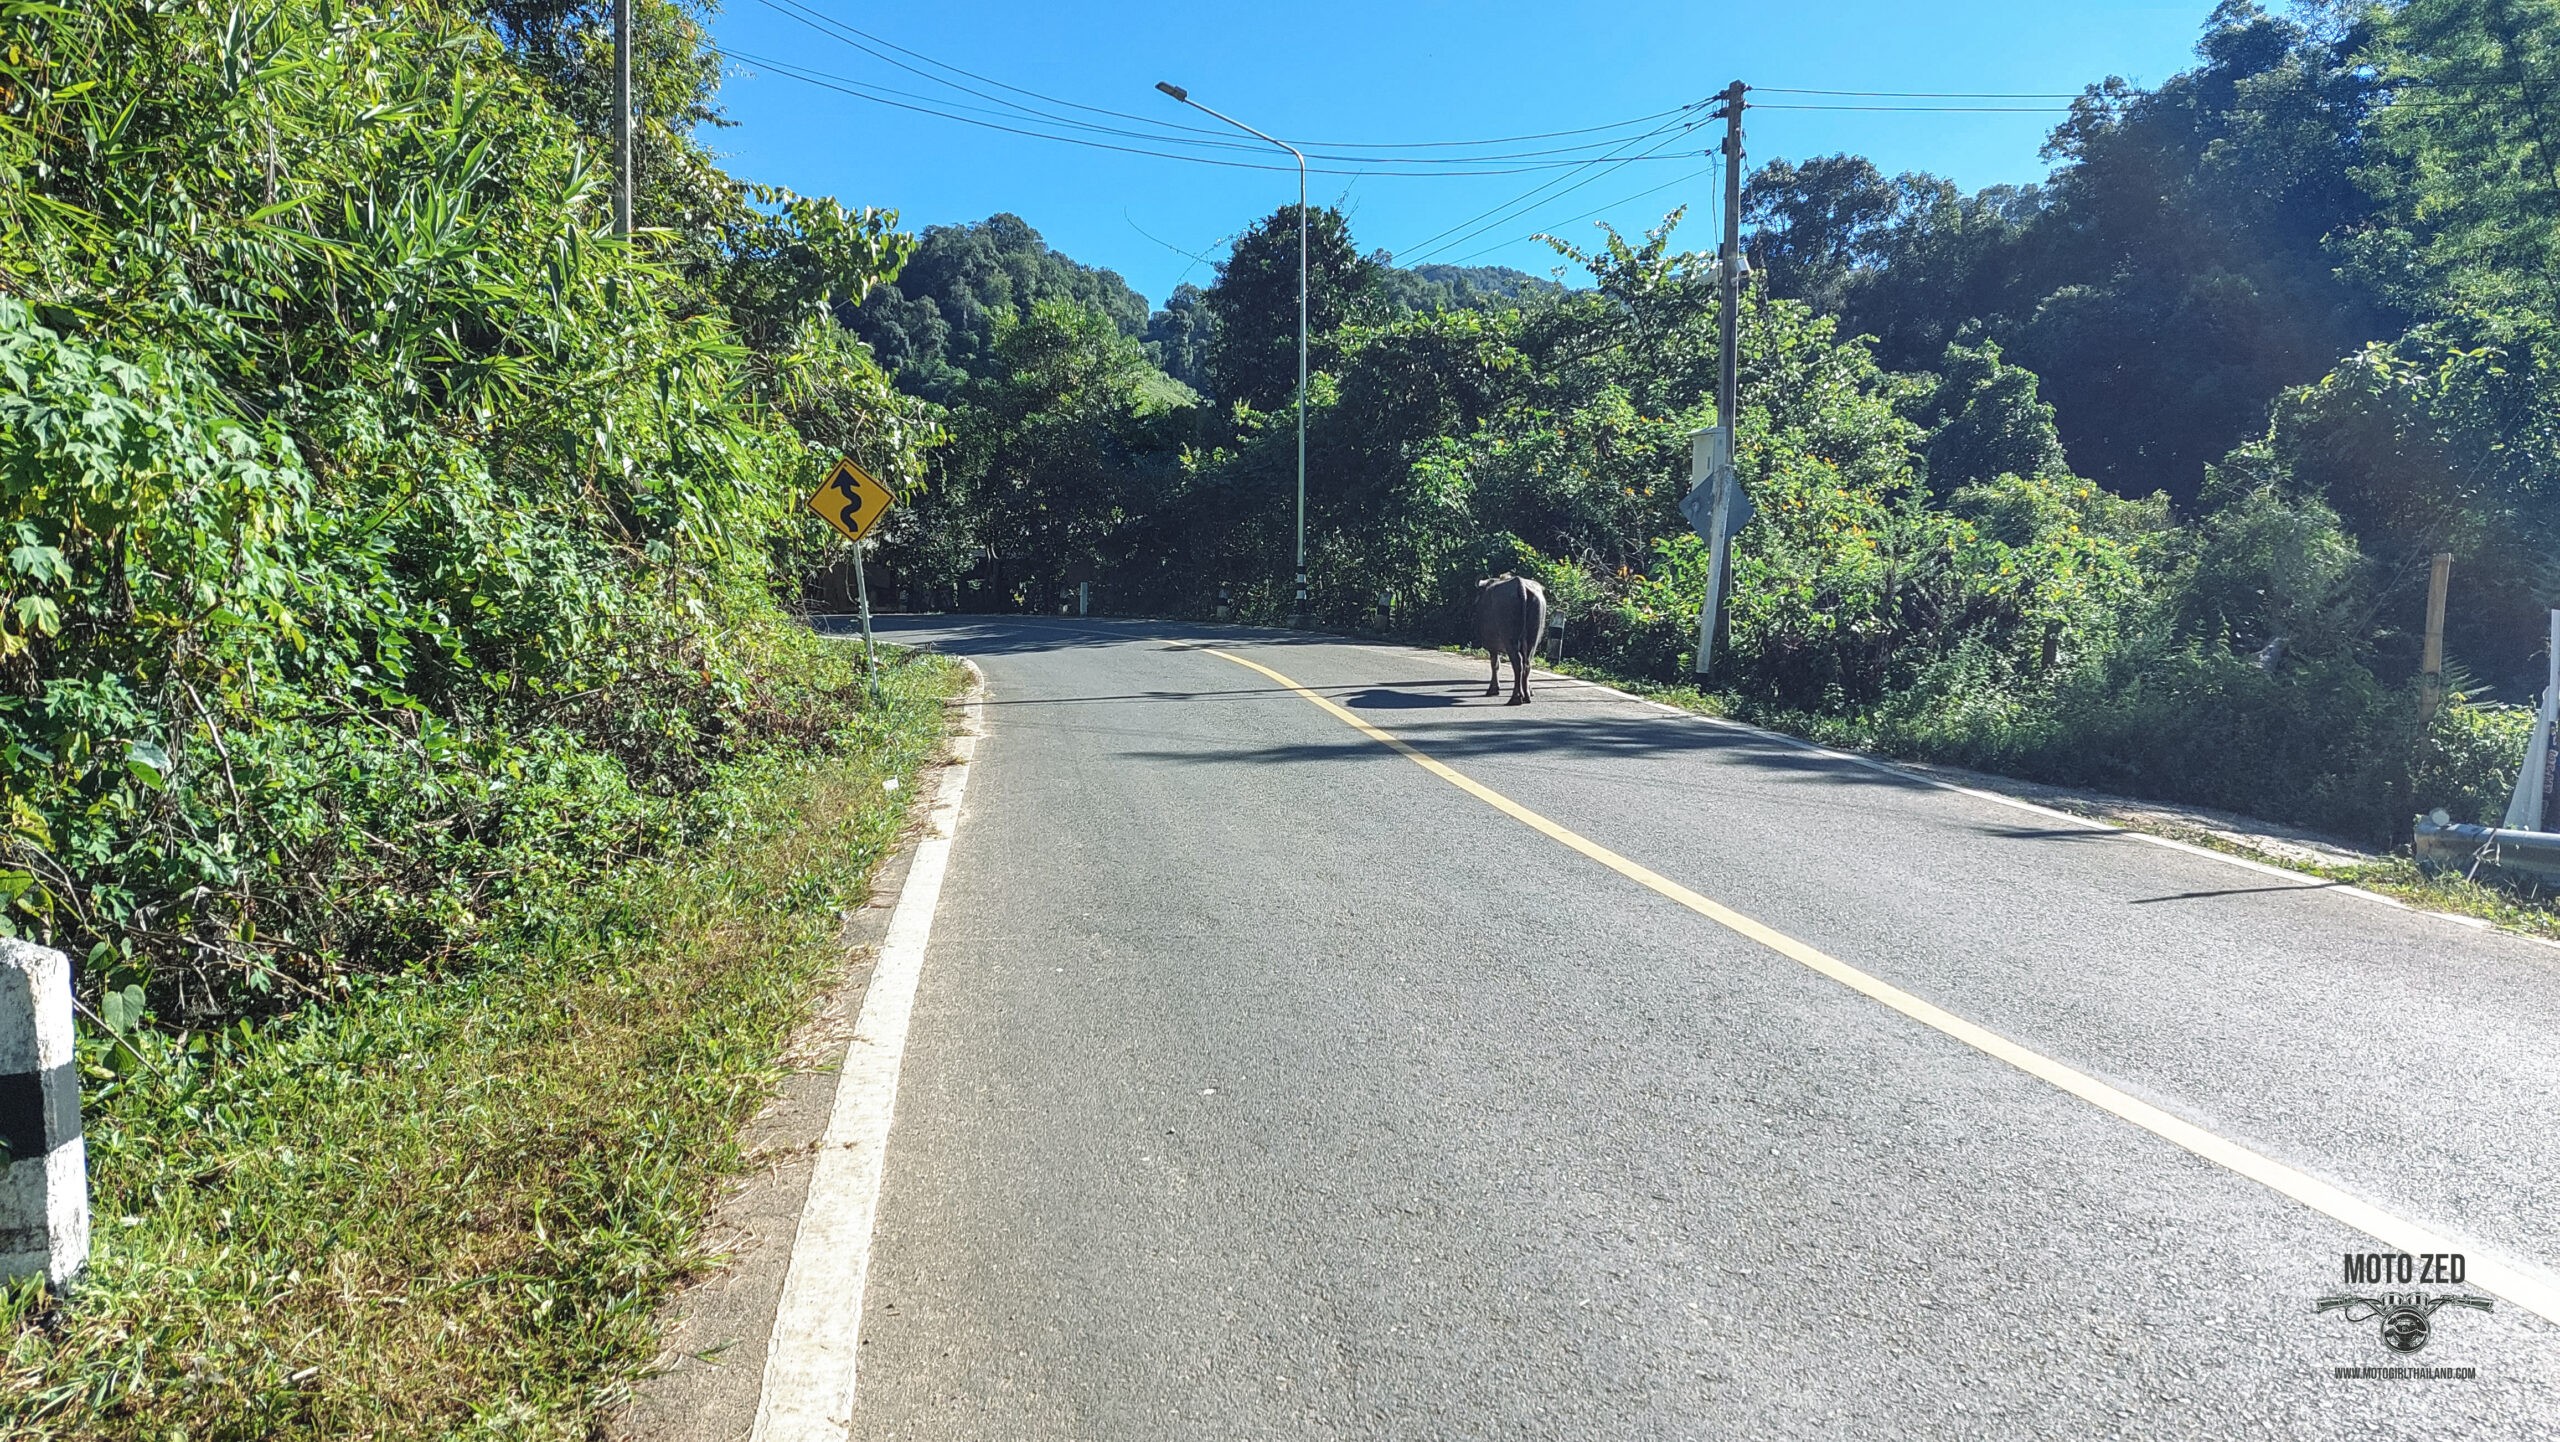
[1474,573,1549,706]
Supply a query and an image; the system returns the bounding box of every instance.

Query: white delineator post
[2505,609,2560,833]
[0,937,86,1286]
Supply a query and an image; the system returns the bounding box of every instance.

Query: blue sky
[703,0,2220,310]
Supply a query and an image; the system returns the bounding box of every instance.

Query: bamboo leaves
[0,0,929,1010]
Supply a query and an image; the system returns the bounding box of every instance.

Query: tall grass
[0,646,961,1440]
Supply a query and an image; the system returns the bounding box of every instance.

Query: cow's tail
[1519,580,1535,663]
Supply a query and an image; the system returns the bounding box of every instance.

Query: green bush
[0,651,963,1438]
[2415,698,2534,826]
[0,0,927,1016]
[1837,638,2418,843]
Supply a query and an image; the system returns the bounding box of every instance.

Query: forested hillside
[847,213,1153,402]
[867,0,2560,847]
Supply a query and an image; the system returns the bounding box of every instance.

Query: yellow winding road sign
[809,457,895,542]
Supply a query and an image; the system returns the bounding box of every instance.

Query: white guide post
[2505,609,2560,832]
[1686,424,1737,675]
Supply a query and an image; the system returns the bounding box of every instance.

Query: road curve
[847,615,2560,1441]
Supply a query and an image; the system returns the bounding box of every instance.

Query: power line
[1276,108,1704,150]
[732,46,1259,158]
[728,52,1308,170]
[1754,103,2075,113]
[753,0,1235,142]
[727,13,2081,260]
[1449,166,1712,265]
[730,51,1713,177]
[728,43,1282,160]
[1402,110,1718,264]
[1756,86,2085,99]
[731,39,1716,169]
[1398,107,1715,261]
[1123,210,1228,281]
[752,0,1702,157]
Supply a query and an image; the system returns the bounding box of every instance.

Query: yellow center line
[1205,646,2560,1329]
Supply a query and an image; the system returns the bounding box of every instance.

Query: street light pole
[1156,81,1310,624]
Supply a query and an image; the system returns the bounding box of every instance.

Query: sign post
[852,547,877,691]
[807,458,898,695]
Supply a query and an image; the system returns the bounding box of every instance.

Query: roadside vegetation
[3,647,958,1437]
[1518,648,2560,940]
[864,0,2560,855]
[2,0,952,1432]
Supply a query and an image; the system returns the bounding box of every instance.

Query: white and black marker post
[0,937,86,1286]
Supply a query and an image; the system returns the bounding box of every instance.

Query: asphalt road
[847,615,2560,1440]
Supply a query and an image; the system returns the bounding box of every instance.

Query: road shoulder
[610,662,984,1442]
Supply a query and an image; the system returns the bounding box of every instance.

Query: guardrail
[2413,820,2560,889]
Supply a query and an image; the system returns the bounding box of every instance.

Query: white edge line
[748,660,985,1442]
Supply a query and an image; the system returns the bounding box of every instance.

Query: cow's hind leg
[1507,644,1532,704]
[1486,648,1502,697]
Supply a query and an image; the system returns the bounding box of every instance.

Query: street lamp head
[1154,81,1188,102]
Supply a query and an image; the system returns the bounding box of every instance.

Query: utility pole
[2419,551,2453,728]
[1690,80,1749,677]
[1718,79,1745,484]
[853,540,877,698]
[614,0,634,236]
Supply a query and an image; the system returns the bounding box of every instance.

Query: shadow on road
[858,613,1387,656]
[2131,881,2346,904]
[877,613,1941,795]
[976,680,1472,708]
[1342,687,1462,709]
[1118,711,1939,794]
[840,616,1139,656]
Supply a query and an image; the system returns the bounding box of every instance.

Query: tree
[1743,5,2391,506]
[473,0,728,232]
[941,299,1198,606]
[2361,0,2560,320]
[1903,340,2072,494]
[1838,178,2044,372]
[1368,261,1565,316]
[849,214,1151,403]
[1743,155,1901,314]
[1144,283,1212,393]
[1203,204,1378,411]
[2210,313,2560,693]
